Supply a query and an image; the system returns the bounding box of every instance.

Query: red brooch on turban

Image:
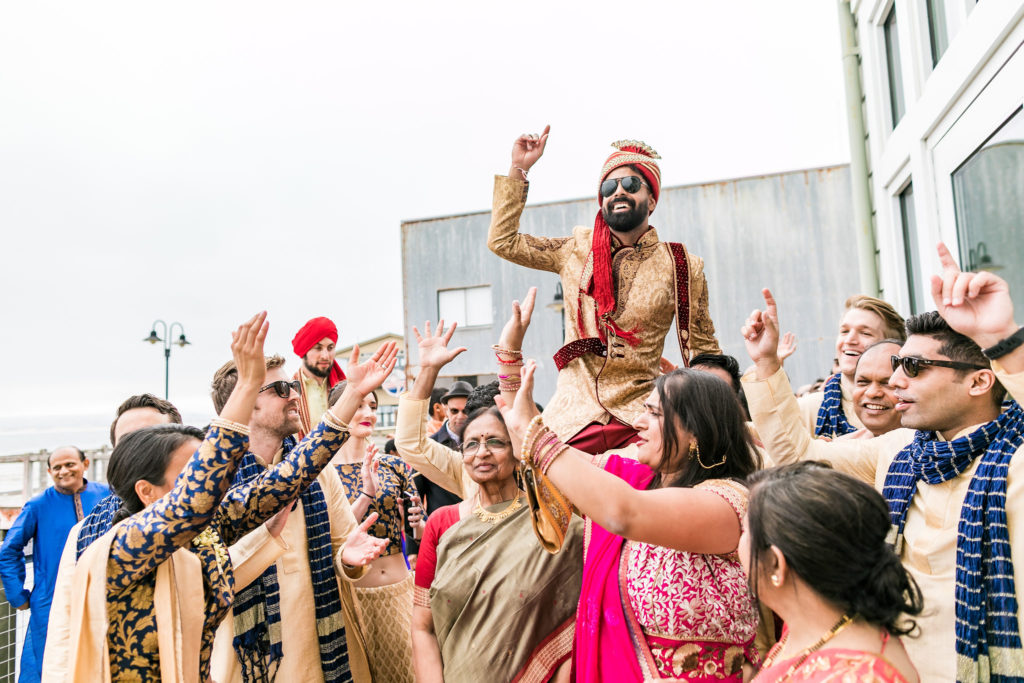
[585,140,662,347]
[292,316,346,387]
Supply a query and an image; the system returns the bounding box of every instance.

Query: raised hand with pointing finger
[509,125,550,180]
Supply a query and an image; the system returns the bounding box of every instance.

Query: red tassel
[582,211,642,347]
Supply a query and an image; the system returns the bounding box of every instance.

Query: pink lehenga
[574,454,760,682]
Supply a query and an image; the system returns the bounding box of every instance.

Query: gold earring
[691,440,725,470]
[771,574,781,587]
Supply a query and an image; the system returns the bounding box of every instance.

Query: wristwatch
[983,326,1024,360]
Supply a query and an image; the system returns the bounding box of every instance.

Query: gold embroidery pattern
[105,419,352,680]
[336,454,416,556]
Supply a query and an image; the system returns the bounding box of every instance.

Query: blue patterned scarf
[231,438,351,683]
[76,493,122,558]
[882,401,1024,682]
[814,372,857,439]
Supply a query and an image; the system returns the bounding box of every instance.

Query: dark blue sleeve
[0,500,37,608]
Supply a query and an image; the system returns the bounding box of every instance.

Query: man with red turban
[488,126,721,452]
[292,316,346,436]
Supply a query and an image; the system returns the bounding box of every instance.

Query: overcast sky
[0,1,849,429]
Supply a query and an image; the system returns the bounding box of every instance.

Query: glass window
[884,6,905,127]
[898,183,926,314]
[952,107,1024,302]
[437,286,492,327]
[926,0,949,66]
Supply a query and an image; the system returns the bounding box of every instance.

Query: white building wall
[852,0,1024,313]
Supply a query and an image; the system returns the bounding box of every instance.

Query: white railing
[0,447,111,505]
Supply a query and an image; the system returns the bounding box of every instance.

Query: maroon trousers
[566,418,641,455]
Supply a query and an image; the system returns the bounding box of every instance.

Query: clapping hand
[931,242,1017,349]
[345,341,399,397]
[498,287,537,351]
[340,513,388,567]
[510,125,550,177]
[231,311,269,389]
[413,320,467,371]
[360,443,381,499]
[220,311,269,425]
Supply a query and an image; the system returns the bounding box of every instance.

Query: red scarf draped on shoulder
[586,140,662,347]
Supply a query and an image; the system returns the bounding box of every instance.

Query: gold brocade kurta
[741,363,1024,682]
[487,175,720,441]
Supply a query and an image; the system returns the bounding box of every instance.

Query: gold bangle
[520,415,544,463]
[210,417,250,435]
[323,408,350,432]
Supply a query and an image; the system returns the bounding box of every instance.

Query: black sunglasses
[600,175,648,198]
[890,355,988,378]
[259,379,301,398]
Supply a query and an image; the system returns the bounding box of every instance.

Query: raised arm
[931,242,1023,375]
[216,342,400,543]
[106,314,268,590]
[495,287,536,406]
[487,126,572,273]
[740,289,903,481]
[498,362,742,555]
[395,321,470,496]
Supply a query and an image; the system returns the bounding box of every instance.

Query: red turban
[292,316,346,386]
[586,140,662,347]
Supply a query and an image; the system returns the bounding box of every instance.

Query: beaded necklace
[758,614,853,682]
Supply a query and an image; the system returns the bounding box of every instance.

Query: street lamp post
[143,320,191,399]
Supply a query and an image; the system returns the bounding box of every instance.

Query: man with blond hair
[798,294,906,439]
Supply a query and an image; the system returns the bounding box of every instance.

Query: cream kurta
[487,175,719,440]
[794,374,865,435]
[742,364,1024,682]
[43,518,288,681]
[298,366,331,435]
[210,463,371,683]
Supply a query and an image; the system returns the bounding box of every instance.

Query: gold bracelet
[323,408,350,432]
[210,417,250,435]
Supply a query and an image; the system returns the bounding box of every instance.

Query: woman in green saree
[411,405,583,683]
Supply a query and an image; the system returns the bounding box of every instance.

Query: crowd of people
[0,127,1022,682]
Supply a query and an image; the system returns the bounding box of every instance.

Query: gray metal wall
[402,165,860,404]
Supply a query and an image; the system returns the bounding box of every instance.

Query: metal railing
[0,447,111,503]
[0,447,112,680]
[0,533,30,682]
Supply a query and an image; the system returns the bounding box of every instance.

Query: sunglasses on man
[259,379,302,399]
[890,355,988,378]
[600,175,648,198]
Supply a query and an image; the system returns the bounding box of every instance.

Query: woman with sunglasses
[742,462,921,682]
[497,357,763,682]
[329,380,422,683]
[410,400,584,683]
[59,314,392,682]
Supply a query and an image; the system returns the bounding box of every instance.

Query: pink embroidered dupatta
[574,454,655,683]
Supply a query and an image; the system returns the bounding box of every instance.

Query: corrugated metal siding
[402,165,858,404]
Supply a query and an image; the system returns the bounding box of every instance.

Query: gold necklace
[759,614,853,682]
[474,492,523,524]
